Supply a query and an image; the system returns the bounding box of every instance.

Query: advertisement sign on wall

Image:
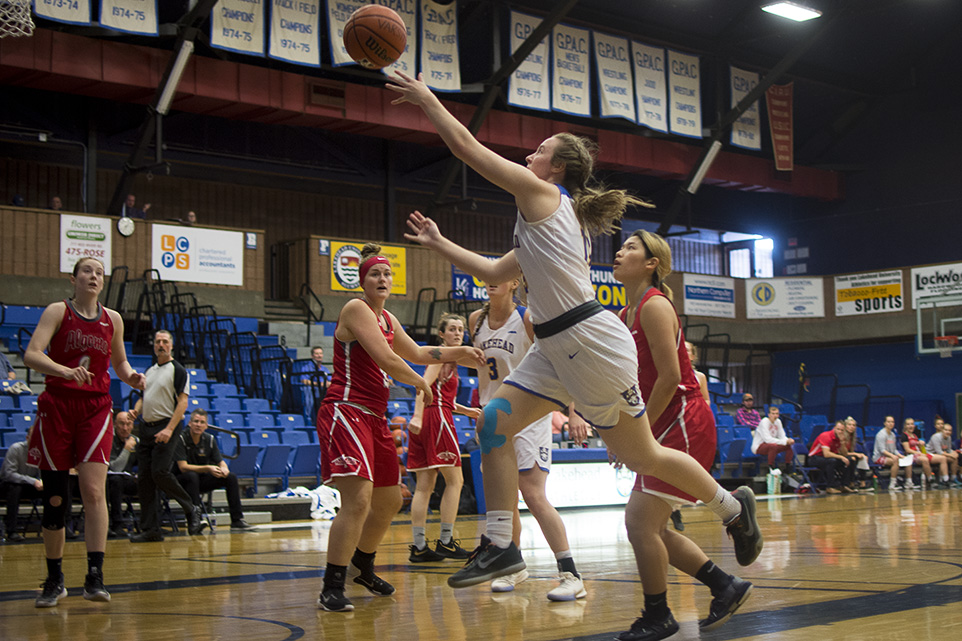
[683,274,735,318]
[60,214,112,274]
[834,270,903,316]
[151,224,244,286]
[330,242,407,294]
[746,278,824,319]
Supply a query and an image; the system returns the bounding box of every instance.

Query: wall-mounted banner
[834,270,903,316]
[331,241,407,294]
[385,0,418,74]
[151,225,244,286]
[729,65,761,150]
[35,0,90,25]
[589,265,627,310]
[507,10,551,111]
[910,262,962,309]
[420,0,460,91]
[766,82,794,171]
[211,0,265,57]
[100,0,158,35]
[328,1,417,73]
[451,264,489,302]
[631,41,667,133]
[593,31,635,121]
[551,23,591,117]
[269,0,320,67]
[746,277,824,319]
[60,215,112,274]
[667,49,701,138]
[683,274,735,319]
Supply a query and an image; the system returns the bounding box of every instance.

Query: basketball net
[0,0,34,39]
[935,335,957,359]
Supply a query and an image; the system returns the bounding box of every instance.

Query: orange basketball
[343,4,407,70]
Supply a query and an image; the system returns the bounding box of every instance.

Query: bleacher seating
[285,443,321,488]
[1,431,26,447]
[280,430,310,446]
[212,397,241,414]
[277,414,306,429]
[232,444,262,496]
[247,413,276,430]
[9,413,33,432]
[17,395,38,411]
[253,444,292,494]
[715,413,735,428]
[251,431,280,446]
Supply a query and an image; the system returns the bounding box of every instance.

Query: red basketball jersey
[425,365,459,415]
[45,300,113,396]
[324,303,394,415]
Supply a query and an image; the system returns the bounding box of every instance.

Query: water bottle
[872,474,879,492]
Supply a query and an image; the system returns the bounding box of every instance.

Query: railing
[297,283,325,345]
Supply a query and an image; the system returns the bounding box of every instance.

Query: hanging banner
[269,0,321,67]
[683,274,735,319]
[631,41,667,133]
[100,0,158,35]
[152,225,244,286]
[593,31,635,122]
[834,271,904,316]
[551,23,591,117]
[59,214,112,274]
[331,241,407,294]
[730,65,761,150]
[35,0,90,25]
[910,263,962,309]
[211,0,265,57]
[420,0,460,92]
[668,49,701,138]
[507,10,550,112]
[746,278,824,319]
[328,1,417,74]
[766,82,794,171]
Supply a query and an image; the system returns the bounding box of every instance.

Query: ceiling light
[761,2,822,22]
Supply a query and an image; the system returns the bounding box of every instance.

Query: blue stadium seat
[189,381,212,397]
[187,369,209,382]
[18,395,38,412]
[247,413,275,430]
[210,383,240,398]
[0,396,16,411]
[254,444,292,493]
[280,430,310,446]
[9,413,34,432]
[1,431,27,447]
[212,397,241,413]
[231,444,263,497]
[285,443,321,488]
[251,431,280,446]
[715,413,735,428]
[277,414,306,429]
[244,398,273,414]
[187,397,210,413]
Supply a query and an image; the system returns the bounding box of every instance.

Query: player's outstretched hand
[404,210,444,247]
[386,71,432,106]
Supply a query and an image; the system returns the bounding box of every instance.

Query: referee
[130,330,205,541]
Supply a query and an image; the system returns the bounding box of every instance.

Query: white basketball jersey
[474,306,530,405]
[512,186,596,324]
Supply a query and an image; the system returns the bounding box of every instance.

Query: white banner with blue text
[34,0,90,25]
[593,31,634,121]
[729,65,761,150]
[328,1,417,73]
[420,0,460,91]
[269,0,321,67]
[100,0,157,35]
[211,0,265,57]
[746,278,824,319]
[683,274,735,318]
[152,225,244,286]
[551,23,591,116]
[631,41,667,133]
[667,49,701,138]
[507,10,550,111]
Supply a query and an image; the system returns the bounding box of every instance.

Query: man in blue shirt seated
[0,351,18,381]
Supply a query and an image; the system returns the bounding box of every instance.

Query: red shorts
[406,407,462,471]
[634,394,716,504]
[317,402,399,488]
[28,391,113,470]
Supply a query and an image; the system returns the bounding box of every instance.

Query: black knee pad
[41,470,70,530]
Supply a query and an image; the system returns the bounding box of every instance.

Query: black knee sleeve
[41,470,70,530]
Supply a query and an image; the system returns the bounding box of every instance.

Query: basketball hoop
[0,0,34,39]
[935,335,958,359]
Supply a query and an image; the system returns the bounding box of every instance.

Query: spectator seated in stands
[107,411,139,538]
[750,406,795,472]
[1,425,42,542]
[0,351,18,381]
[900,417,945,489]
[841,417,869,491]
[735,393,761,428]
[872,415,910,492]
[927,418,960,488]
[121,193,150,219]
[174,408,254,531]
[808,421,856,494]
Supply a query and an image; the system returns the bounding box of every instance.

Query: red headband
[359,255,391,283]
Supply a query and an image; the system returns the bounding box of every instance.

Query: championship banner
[834,270,903,316]
[385,0,417,74]
[746,278,824,319]
[551,23,591,117]
[631,41,667,133]
[507,10,550,112]
[331,242,407,294]
[766,82,794,171]
[683,274,735,319]
[328,1,417,73]
[910,262,962,309]
[420,0,460,92]
[34,0,90,25]
[59,214,111,274]
[593,31,635,122]
[100,0,158,35]
[668,49,701,138]
[730,65,761,150]
[269,0,320,67]
[151,225,244,286]
[211,0,265,57]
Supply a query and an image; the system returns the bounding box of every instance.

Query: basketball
[343,4,407,70]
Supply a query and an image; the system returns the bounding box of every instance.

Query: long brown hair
[551,133,653,237]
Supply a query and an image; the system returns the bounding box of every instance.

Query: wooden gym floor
[1,489,961,641]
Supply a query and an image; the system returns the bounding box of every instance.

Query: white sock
[705,486,741,525]
[942,475,949,482]
[486,511,513,548]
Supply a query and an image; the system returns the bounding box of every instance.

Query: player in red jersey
[317,243,484,613]
[612,231,753,640]
[23,257,145,607]
[407,313,481,562]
